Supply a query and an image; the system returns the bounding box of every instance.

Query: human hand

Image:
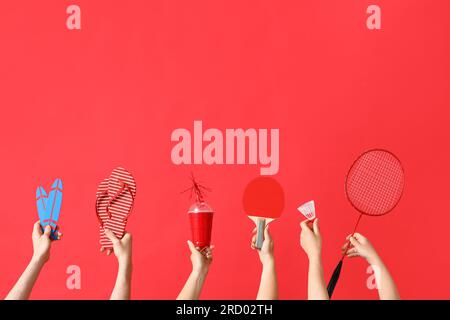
[251,225,275,266]
[342,233,379,264]
[103,229,132,266]
[187,240,214,275]
[300,218,322,261]
[31,221,62,264]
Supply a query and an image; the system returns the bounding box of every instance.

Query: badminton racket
[327,149,405,298]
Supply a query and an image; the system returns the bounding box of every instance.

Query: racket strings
[347,150,404,216]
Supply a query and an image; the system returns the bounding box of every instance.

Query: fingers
[104,229,119,244]
[346,233,363,248]
[43,225,52,238]
[348,236,360,248]
[341,241,350,251]
[300,221,314,238]
[343,247,358,255]
[347,233,365,241]
[342,238,360,257]
[202,246,214,260]
[250,226,271,249]
[352,233,366,242]
[251,234,257,249]
[300,220,310,231]
[103,230,130,255]
[312,218,320,235]
[264,225,272,241]
[52,225,63,240]
[100,247,114,255]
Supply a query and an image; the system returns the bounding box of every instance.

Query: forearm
[177,270,208,300]
[5,258,45,300]
[257,259,278,300]
[368,255,400,300]
[110,260,132,300]
[307,256,329,300]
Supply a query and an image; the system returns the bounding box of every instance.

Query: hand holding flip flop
[96,167,136,255]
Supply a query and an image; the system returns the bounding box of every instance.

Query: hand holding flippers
[35,178,63,240]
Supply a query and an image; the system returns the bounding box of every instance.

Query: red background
[0,0,449,299]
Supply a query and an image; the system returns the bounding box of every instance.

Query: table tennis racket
[242,176,284,250]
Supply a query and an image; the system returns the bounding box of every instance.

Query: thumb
[313,218,320,235]
[187,240,197,254]
[104,229,119,244]
[33,221,43,237]
[349,236,360,248]
[300,220,309,231]
[43,225,52,238]
[122,232,132,242]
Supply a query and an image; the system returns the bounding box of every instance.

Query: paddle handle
[255,219,266,250]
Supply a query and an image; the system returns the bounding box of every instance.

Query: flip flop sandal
[96,178,113,249]
[103,167,136,243]
[36,179,63,240]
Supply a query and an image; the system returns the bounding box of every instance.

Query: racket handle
[255,219,266,250]
[327,259,343,298]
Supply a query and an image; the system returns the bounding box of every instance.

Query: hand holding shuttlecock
[297,200,316,220]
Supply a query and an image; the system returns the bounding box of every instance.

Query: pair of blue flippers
[36,179,63,240]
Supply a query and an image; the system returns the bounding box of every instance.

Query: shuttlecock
[297,200,316,220]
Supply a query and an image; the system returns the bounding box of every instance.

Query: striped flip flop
[96,178,112,249]
[103,167,136,244]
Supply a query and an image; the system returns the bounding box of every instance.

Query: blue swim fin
[36,186,49,226]
[46,178,63,240]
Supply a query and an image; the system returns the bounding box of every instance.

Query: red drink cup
[188,201,214,249]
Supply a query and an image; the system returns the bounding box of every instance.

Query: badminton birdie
[297,200,316,220]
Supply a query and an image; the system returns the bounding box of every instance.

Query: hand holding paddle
[251,226,274,265]
[243,177,284,250]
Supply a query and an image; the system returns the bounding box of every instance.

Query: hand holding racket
[341,233,378,262]
[341,232,401,300]
[327,149,405,298]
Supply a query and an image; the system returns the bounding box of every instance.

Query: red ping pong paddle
[242,177,284,250]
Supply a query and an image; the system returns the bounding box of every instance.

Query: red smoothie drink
[188,201,214,249]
